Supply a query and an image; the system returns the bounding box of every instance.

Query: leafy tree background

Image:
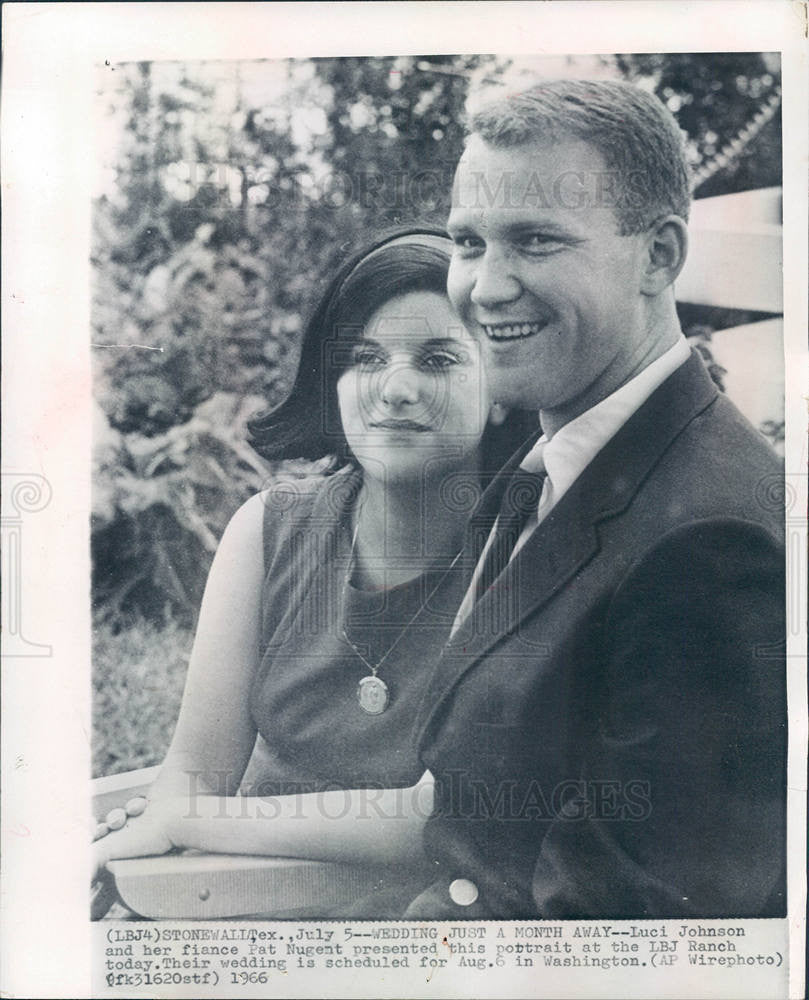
[92,52,782,776]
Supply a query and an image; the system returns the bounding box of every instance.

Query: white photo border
[2,3,806,998]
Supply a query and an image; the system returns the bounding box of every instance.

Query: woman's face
[336,291,490,483]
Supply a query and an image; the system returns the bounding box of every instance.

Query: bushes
[92,614,191,777]
[92,391,271,627]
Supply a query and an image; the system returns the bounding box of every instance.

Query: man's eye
[521,234,562,254]
[451,235,483,255]
[421,351,463,370]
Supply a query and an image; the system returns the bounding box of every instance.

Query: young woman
[92,228,536,917]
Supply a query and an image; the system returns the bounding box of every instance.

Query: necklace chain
[340,509,462,713]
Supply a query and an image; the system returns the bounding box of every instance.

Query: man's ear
[640,215,688,295]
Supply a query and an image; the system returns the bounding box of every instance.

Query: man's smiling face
[447,134,652,423]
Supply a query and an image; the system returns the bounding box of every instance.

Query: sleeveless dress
[241,468,464,796]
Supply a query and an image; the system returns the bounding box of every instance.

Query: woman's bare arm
[96,775,435,877]
[95,492,266,872]
[150,491,267,799]
[160,773,435,868]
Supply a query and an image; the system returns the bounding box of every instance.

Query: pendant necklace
[340,511,462,716]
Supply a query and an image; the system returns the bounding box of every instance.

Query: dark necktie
[475,467,546,600]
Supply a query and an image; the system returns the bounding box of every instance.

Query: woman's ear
[489,402,509,426]
[640,215,688,295]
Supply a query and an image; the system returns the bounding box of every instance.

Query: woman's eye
[353,349,386,369]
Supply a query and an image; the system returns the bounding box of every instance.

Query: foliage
[93,391,272,625]
[92,613,191,776]
[616,52,782,198]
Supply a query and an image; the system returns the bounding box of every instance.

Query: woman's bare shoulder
[227,472,331,535]
[204,493,266,582]
[223,491,266,542]
[223,469,358,570]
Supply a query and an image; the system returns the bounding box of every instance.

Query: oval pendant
[357,675,389,715]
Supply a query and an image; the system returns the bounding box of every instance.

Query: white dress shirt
[452,337,692,634]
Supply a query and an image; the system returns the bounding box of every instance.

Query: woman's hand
[91,798,177,919]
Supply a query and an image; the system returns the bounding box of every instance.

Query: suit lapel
[415,350,719,739]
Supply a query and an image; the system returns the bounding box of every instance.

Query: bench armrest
[92,765,161,819]
[109,852,395,919]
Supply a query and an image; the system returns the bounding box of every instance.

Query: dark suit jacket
[407,351,786,919]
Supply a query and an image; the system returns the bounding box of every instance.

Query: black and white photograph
[89,47,790,919]
[3,4,806,999]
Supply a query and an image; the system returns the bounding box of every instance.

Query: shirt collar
[521,337,691,502]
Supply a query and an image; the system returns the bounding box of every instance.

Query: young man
[408,79,786,919]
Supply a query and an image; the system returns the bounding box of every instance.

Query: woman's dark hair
[247,225,537,469]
